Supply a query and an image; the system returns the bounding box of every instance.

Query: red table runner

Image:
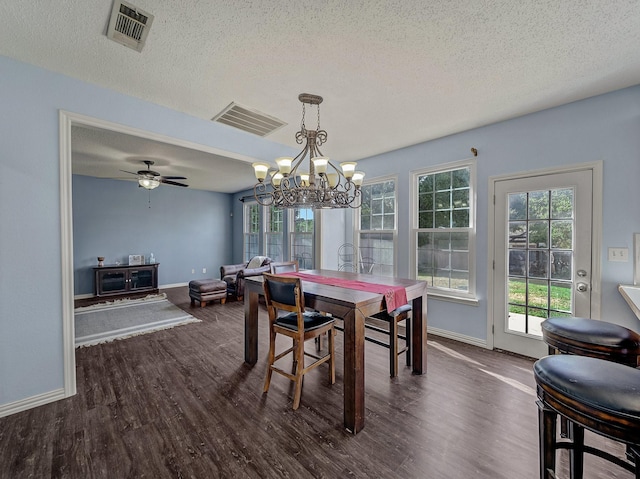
[282,272,408,312]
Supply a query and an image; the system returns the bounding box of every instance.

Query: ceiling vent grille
[106,1,154,52]
[212,103,287,137]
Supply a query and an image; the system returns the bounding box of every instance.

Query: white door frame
[59,110,257,401]
[486,161,603,351]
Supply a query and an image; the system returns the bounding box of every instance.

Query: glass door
[493,169,593,358]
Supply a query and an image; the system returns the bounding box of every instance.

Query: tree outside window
[414,164,475,297]
[244,203,260,262]
[290,207,314,269]
[265,206,284,261]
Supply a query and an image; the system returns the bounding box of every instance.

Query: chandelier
[251,93,365,209]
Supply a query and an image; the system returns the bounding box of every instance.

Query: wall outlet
[608,247,629,262]
[191,268,195,274]
[202,268,206,274]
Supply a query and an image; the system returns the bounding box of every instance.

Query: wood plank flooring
[0,286,631,478]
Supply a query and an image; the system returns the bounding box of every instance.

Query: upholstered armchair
[220,256,273,301]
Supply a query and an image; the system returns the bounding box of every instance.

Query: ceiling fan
[120,160,188,189]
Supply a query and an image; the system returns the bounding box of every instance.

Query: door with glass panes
[493,169,593,358]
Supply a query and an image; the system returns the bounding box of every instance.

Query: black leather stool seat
[542,317,640,366]
[534,354,640,478]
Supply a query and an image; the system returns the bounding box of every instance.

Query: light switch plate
[608,247,629,262]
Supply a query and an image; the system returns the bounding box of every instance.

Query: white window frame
[243,202,260,262]
[410,158,477,303]
[289,207,315,269]
[354,175,398,276]
[264,205,284,262]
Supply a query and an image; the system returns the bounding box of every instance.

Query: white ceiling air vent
[212,103,287,137]
[106,1,154,52]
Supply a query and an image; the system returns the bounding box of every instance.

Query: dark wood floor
[0,287,630,478]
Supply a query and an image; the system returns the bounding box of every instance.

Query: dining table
[243,269,428,434]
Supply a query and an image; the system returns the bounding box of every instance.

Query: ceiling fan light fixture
[139,177,160,189]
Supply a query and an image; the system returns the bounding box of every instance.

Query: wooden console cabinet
[93,263,159,297]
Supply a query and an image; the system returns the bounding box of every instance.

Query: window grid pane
[415,165,473,295]
[291,207,314,268]
[244,203,260,262]
[265,206,284,261]
[358,180,396,276]
[506,188,575,336]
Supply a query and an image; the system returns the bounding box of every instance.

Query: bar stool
[541,317,640,367]
[365,304,412,377]
[541,317,640,440]
[333,304,412,377]
[534,354,640,479]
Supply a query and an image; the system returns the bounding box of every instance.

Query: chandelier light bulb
[352,171,365,187]
[271,171,283,187]
[299,172,310,187]
[340,162,357,179]
[252,162,271,182]
[311,157,329,175]
[275,157,293,176]
[326,173,339,188]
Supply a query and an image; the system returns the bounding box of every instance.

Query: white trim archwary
[52,110,259,416]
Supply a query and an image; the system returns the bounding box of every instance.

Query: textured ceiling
[2,0,640,192]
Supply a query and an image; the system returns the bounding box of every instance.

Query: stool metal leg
[537,399,557,479]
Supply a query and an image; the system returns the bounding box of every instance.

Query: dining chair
[269,260,299,274]
[262,273,336,410]
[365,304,412,377]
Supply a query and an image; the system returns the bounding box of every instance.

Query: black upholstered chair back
[263,273,304,311]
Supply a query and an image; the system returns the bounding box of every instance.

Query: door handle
[576,282,589,292]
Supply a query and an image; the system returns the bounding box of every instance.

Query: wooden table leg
[343,308,365,433]
[244,288,259,365]
[411,293,427,374]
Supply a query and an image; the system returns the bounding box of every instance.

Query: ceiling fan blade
[138,169,160,176]
[161,175,187,180]
[161,179,189,187]
[119,169,139,175]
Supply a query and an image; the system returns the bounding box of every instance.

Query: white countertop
[618,284,640,320]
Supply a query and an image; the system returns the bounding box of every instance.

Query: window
[412,161,476,299]
[243,202,260,262]
[290,207,314,269]
[265,206,284,262]
[357,178,396,276]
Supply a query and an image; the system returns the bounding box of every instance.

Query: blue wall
[0,55,285,407]
[352,86,640,340]
[2,51,640,412]
[72,175,232,295]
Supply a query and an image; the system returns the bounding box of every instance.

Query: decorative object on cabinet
[94,263,159,297]
[128,254,144,265]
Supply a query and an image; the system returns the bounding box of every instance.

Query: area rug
[75,296,200,347]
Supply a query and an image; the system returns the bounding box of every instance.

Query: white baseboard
[74,293,94,300]
[160,282,189,289]
[0,388,66,418]
[427,326,488,349]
